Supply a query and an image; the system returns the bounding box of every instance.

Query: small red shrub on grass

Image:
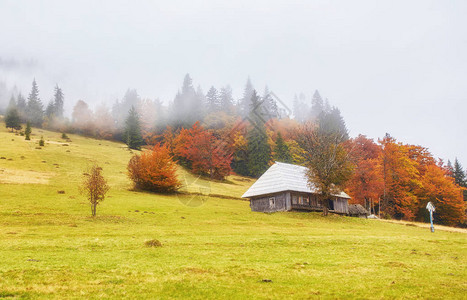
[128,144,181,193]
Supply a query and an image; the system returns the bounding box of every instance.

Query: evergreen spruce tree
[324,98,332,113]
[452,158,467,201]
[317,107,349,141]
[170,74,205,128]
[7,95,16,110]
[53,85,64,118]
[5,96,21,131]
[16,92,27,122]
[239,78,254,117]
[45,101,55,118]
[124,106,144,150]
[453,158,466,187]
[26,79,44,126]
[5,108,21,131]
[219,85,234,114]
[246,90,271,177]
[261,86,278,120]
[175,74,196,125]
[206,86,219,113]
[231,145,249,177]
[25,121,32,140]
[274,132,292,163]
[310,90,324,120]
[112,89,141,129]
[194,85,206,122]
[447,160,454,175]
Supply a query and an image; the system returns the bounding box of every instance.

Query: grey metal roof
[241,162,351,199]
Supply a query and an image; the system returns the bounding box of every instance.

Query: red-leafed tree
[127,144,181,193]
[175,122,232,180]
[345,135,384,213]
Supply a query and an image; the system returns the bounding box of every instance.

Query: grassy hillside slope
[0,124,466,299]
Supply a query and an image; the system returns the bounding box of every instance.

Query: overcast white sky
[0,0,466,164]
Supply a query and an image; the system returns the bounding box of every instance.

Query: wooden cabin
[242,162,350,214]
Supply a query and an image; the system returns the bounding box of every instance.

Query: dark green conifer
[317,107,349,142]
[274,132,292,163]
[5,96,22,132]
[45,101,55,118]
[452,158,467,201]
[26,79,44,126]
[453,158,466,187]
[124,106,144,150]
[246,90,271,177]
[53,85,64,118]
[206,86,220,113]
[16,93,27,122]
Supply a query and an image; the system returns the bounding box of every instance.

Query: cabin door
[328,199,334,210]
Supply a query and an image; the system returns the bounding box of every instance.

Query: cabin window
[292,195,298,204]
[269,197,275,208]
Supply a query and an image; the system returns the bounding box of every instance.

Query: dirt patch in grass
[145,239,163,248]
[0,168,54,184]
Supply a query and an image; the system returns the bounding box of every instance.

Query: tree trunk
[322,197,329,216]
[378,198,381,218]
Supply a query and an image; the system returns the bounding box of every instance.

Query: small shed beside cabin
[347,204,369,218]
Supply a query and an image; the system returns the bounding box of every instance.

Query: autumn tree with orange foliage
[379,134,421,220]
[417,164,465,226]
[346,134,465,225]
[143,125,178,153]
[175,122,232,180]
[407,145,465,225]
[345,135,384,213]
[127,144,181,193]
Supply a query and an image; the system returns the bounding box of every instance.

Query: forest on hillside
[3,75,466,226]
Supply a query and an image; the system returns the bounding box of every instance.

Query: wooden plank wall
[250,193,287,212]
[332,198,349,214]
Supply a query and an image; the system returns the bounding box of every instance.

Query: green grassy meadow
[0,124,466,299]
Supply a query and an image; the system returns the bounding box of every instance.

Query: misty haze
[0,1,466,299]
